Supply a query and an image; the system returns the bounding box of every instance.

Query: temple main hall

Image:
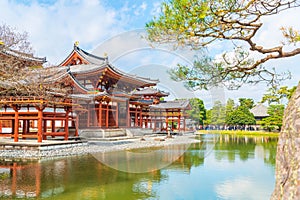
[0,43,192,142]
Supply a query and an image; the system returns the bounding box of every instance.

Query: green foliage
[168,51,273,90]
[261,85,297,105]
[204,98,255,126]
[204,109,211,125]
[261,104,285,131]
[146,0,300,90]
[225,98,255,126]
[209,100,226,125]
[226,105,256,126]
[146,0,264,48]
[186,98,206,125]
[225,98,235,114]
[281,27,300,45]
[238,98,254,109]
[200,130,279,137]
[0,172,10,180]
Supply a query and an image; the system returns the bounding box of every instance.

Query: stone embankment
[0,134,199,160]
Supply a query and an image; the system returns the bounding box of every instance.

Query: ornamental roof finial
[74,41,79,47]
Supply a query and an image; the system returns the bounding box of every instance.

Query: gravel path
[0,134,200,160]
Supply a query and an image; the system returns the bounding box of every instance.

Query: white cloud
[0,0,126,64]
[256,7,300,49]
[141,2,147,10]
[150,2,162,16]
[215,177,273,200]
[134,2,148,16]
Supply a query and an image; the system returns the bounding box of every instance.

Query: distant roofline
[132,87,169,96]
[0,45,46,64]
[250,103,270,117]
[150,99,190,110]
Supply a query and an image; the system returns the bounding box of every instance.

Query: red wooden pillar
[106,103,109,128]
[178,114,181,131]
[98,103,102,127]
[26,120,30,134]
[13,107,19,142]
[139,106,143,128]
[51,120,55,133]
[150,114,152,129]
[87,104,90,128]
[145,114,148,128]
[37,108,43,143]
[115,102,119,127]
[43,119,47,140]
[165,109,169,130]
[0,120,2,133]
[153,111,156,131]
[64,109,70,140]
[127,102,130,128]
[22,120,26,135]
[183,116,186,131]
[75,115,79,137]
[135,106,138,127]
[50,119,55,138]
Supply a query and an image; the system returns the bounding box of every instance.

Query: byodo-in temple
[0,42,192,142]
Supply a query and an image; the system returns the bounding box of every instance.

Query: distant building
[250,104,269,130]
[250,104,269,121]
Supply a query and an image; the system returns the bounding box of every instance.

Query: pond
[0,134,277,200]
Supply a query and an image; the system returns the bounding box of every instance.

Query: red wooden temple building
[0,42,191,142]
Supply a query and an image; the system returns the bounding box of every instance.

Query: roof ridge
[107,63,159,84]
[74,46,107,63]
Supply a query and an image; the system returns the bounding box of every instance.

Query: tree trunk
[271,83,300,199]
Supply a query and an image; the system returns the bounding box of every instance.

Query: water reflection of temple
[0,157,164,199]
[0,161,43,198]
[0,141,207,199]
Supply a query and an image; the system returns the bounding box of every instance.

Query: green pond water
[0,134,277,200]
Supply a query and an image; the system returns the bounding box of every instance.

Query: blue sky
[1,0,300,107]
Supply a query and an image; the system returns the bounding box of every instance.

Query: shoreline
[0,133,200,161]
[196,130,279,137]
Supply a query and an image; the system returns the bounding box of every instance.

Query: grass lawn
[196,130,279,137]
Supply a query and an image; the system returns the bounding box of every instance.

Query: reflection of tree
[214,134,278,165]
[170,142,205,171]
[260,141,277,167]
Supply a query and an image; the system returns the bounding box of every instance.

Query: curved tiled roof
[69,63,105,74]
[132,87,169,96]
[74,46,107,65]
[250,104,270,117]
[59,45,106,66]
[60,45,158,87]
[0,45,46,64]
[150,100,190,109]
